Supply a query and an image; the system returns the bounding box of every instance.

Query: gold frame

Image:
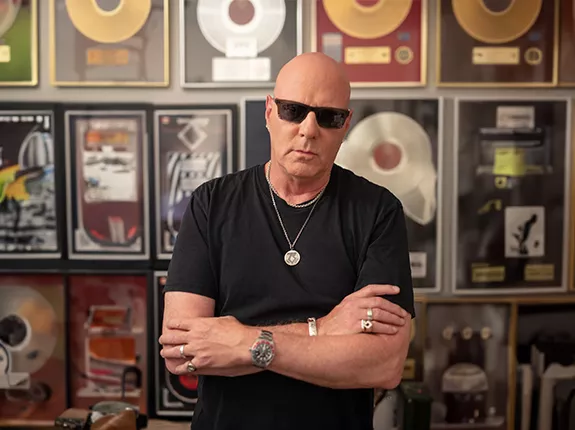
[435,0,560,88]
[309,0,428,87]
[0,0,38,87]
[48,0,170,87]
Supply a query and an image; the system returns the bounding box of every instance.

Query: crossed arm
[160,287,411,390]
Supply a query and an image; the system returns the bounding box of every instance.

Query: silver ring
[361,319,373,332]
[179,344,186,358]
[367,308,373,321]
[186,361,196,373]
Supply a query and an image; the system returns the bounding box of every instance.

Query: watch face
[253,340,274,366]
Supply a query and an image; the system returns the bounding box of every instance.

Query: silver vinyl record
[0,286,58,375]
[0,0,21,39]
[336,112,437,225]
[196,0,286,54]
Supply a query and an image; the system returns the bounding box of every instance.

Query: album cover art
[154,107,235,258]
[454,98,569,294]
[181,0,302,87]
[437,0,558,86]
[65,109,149,259]
[424,301,512,430]
[153,272,198,417]
[67,275,148,413]
[0,109,59,258]
[0,0,37,85]
[336,98,443,292]
[50,0,169,86]
[0,274,66,426]
[312,0,425,86]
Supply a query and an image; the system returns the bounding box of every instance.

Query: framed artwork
[240,96,269,170]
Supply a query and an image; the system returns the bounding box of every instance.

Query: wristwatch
[249,330,275,368]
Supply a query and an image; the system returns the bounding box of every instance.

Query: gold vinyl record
[452,0,542,44]
[65,0,152,44]
[323,0,413,39]
[0,0,21,39]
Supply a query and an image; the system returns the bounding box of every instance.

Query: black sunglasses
[274,98,350,129]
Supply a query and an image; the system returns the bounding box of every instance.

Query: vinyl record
[0,0,21,39]
[452,0,542,44]
[0,286,58,375]
[165,370,198,403]
[336,112,436,225]
[196,0,286,54]
[323,0,412,39]
[65,0,152,44]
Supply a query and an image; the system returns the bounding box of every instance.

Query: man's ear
[264,95,274,126]
[343,108,354,133]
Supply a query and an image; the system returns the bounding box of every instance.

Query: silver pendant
[284,249,301,266]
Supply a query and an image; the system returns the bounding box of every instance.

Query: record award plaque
[154,106,235,259]
[423,301,513,430]
[453,98,570,294]
[153,272,198,418]
[335,98,443,292]
[0,107,59,259]
[65,108,150,260]
[0,274,66,427]
[181,0,302,88]
[559,0,575,85]
[312,0,426,86]
[68,274,148,413]
[241,97,270,169]
[437,0,558,86]
[50,0,169,87]
[0,0,37,86]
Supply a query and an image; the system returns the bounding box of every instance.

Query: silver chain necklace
[266,171,324,209]
[266,163,326,266]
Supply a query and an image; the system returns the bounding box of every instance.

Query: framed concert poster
[452,97,571,295]
[153,271,198,418]
[437,0,558,87]
[49,0,169,87]
[310,0,427,87]
[0,0,38,86]
[241,97,270,170]
[154,105,236,259]
[559,0,575,86]
[67,274,148,413]
[336,97,444,293]
[64,106,150,260]
[403,299,426,381]
[423,300,514,430]
[180,0,303,88]
[514,296,575,430]
[0,105,60,259]
[0,274,66,427]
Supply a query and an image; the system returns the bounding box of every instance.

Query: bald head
[274,53,351,109]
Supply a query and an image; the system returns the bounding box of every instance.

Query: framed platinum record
[336,97,444,293]
[453,97,571,294]
[0,106,60,258]
[154,106,235,259]
[180,0,303,88]
[153,271,199,418]
[65,107,150,260]
[423,300,514,430]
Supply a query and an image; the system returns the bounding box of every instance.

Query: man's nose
[299,112,320,139]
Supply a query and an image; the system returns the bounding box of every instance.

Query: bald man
[159,53,415,430]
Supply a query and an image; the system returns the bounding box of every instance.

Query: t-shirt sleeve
[163,186,218,300]
[355,196,415,318]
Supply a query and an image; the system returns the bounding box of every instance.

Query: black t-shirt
[164,163,415,430]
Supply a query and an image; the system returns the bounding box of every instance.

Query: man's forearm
[267,331,408,390]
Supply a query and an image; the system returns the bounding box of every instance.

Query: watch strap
[307,318,318,336]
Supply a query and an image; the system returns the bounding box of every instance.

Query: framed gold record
[436,0,559,87]
[310,0,428,87]
[49,0,170,87]
[0,0,38,86]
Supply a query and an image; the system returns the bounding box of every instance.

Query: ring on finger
[186,360,196,373]
[367,308,373,321]
[361,319,373,332]
[179,344,186,358]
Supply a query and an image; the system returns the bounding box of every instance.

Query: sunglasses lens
[277,102,308,123]
[317,109,347,129]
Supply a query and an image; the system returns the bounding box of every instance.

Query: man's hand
[318,284,409,336]
[159,315,259,376]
